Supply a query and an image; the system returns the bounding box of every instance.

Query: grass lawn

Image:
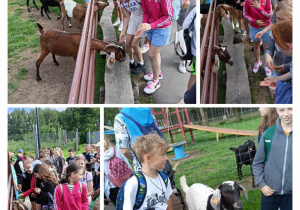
[164,112,262,209]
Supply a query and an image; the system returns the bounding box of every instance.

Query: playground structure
[183,124,258,142]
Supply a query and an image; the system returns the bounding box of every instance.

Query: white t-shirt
[120,0,143,16]
[123,172,172,209]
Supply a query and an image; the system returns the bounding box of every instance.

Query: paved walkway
[143,21,192,104]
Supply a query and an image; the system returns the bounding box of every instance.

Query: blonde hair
[54,148,64,158]
[132,134,169,163]
[276,0,293,20]
[24,159,33,169]
[104,136,114,152]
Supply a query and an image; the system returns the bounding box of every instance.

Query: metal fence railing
[68,0,99,104]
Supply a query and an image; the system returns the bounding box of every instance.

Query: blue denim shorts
[147,27,171,47]
[250,25,270,42]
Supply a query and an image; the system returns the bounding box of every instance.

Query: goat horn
[173,162,179,171]
[103,44,121,51]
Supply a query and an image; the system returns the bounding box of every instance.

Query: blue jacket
[253,118,292,195]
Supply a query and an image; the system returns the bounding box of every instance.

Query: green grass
[163,113,262,209]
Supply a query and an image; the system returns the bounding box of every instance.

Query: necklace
[142,171,165,194]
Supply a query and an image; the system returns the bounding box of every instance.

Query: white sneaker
[253,60,262,73]
[232,22,235,29]
[113,19,120,26]
[236,22,239,28]
[118,22,123,32]
[144,80,161,94]
[178,60,186,73]
[144,71,164,81]
[242,31,247,36]
[140,44,150,53]
[263,65,272,77]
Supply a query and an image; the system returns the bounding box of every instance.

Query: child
[22,159,36,210]
[66,148,75,165]
[43,158,59,181]
[32,164,59,208]
[82,144,91,172]
[19,160,43,210]
[44,147,56,165]
[74,154,93,202]
[10,156,20,199]
[93,143,100,190]
[54,163,89,210]
[54,148,66,180]
[253,107,292,210]
[89,145,96,175]
[104,136,132,205]
[257,108,278,143]
[14,149,26,191]
[122,134,173,209]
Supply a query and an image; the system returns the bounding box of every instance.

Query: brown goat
[201,4,232,28]
[60,0,109,31]
[36,23,126,81]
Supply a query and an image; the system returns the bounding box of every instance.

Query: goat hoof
[28,9,31,12]
[37,77,42,82]
[55,62,59,66]
[48,17,51,19]
[37,8,39,10]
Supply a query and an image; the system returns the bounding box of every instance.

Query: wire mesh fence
[104,108,262,210]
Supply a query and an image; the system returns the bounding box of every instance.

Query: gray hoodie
[253,118,292,195]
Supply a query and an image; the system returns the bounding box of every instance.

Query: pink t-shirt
[243,0,272,28]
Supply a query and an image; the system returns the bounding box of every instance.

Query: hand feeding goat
[36,23,126,81]
[180,176,248,210]
[229,140,256,188]
[60,0,109,31]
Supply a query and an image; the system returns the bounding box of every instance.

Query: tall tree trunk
[234,108,241,122]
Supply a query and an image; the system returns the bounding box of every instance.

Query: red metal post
[175,108,187,146]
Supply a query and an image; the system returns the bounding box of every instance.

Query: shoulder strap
[133,171,147,209]
[120,112,150,135]
[188,14,196,32]
[264,124,276,164]
[157,171,168,188]
[59,184,63,206]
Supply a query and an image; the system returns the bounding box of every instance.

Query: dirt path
[8,5,83,104]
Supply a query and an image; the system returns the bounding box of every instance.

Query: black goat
[229,140,256,188]
[26,0,39,12]
[40,0,63,20]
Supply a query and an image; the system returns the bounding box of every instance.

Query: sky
[7,107,67,114]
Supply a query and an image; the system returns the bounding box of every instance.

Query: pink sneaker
[253,60,262,73]
[144,80,161,94]
[263,65,272,77]
[144,71,163,81]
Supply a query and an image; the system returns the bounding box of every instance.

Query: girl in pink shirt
[137,0,173,94]
[243,0,272,76]
[54,163,89,210]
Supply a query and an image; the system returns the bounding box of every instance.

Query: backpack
[263,125,276,165]
[116,171,168,210]
[158,0,181,21]
[107,147,132,188]
[174,14,196,63]
[120,111,177,189]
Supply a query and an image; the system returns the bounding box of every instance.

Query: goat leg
[41,5,44,16]
[250,165,256,188]
[33,0,39,10]
[52,54,59,66]
[27,0,31,12]
[44,7,51,19]
[36,49,50,81]
[174,188,187,210]
[237,164,242,180]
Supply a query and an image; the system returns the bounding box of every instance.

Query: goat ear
[218,43,223,47]
[213,46,220,51]
[210,189,221,210]
[239,184,248,201]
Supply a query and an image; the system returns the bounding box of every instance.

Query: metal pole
[35,108,41,150]
[59,130,61,148]
[76,129,79,155]
[89,130,91,145]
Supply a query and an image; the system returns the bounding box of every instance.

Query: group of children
[9,143,100,210]
[110,0,196,98]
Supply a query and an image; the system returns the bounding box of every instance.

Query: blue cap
[18,149,24,153]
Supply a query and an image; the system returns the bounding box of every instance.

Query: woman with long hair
[44,147,56,165]
[32,164,59,209]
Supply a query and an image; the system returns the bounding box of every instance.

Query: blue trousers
[261,193,292,210]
